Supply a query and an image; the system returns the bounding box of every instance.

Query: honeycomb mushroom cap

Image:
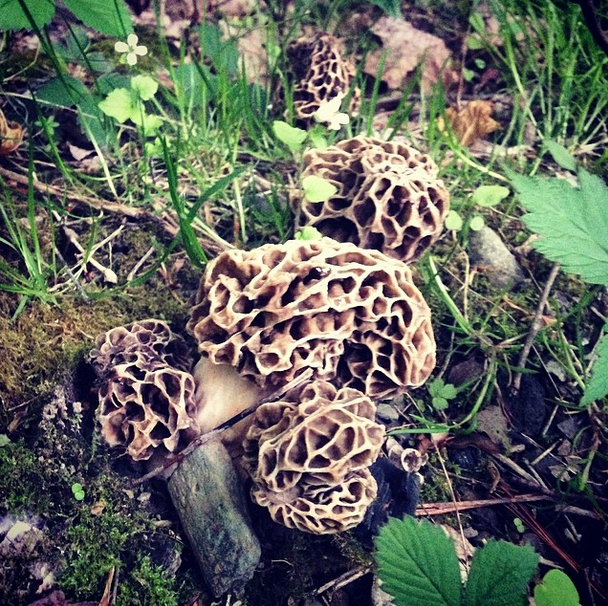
[91,320,198,461]
[293,136,450,262]
[244,382,384,534]
[90,319,192,376]
[187,238,436,399]
[253,468,377,534]
[287,32,360,121]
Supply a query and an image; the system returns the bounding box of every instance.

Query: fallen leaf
[443,100,500,146]
[0,107,24,155]
[364,17,454,91]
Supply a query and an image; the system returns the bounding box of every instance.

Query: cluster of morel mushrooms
[89,33,450,595]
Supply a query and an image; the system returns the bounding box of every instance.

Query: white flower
[313,93,350,130]
[114,34,148,66]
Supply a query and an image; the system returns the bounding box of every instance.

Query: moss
[115,555,179,606]
[0,278,190,412]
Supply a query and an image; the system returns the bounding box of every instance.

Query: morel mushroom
[90,320,198,461]
[292,136,450,262]
[287,32,360,121]
[90,320,261,596]
[243,382,385,534]
[187,237,436,407]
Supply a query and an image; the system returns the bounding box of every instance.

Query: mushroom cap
[91,320,198,461]
[293,136,450,262]
[287,32,360,120]
[244,382,383,534]
[90,319,192,376]
[253,468,377,535]
[187,238,436,399]
[98,364,197,460]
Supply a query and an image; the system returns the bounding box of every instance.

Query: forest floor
[1,1,608,605]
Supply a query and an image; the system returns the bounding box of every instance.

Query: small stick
[312,565,373,596]
[512,262,560,393]
[416,493,551,516]
[133,369,313,485]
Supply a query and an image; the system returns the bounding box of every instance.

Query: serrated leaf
[98,88,134,123]
[273,120,307,153]
[545,140,577,172]
[375,517,462,606]
[471,185,510,207]
[61,0,133,37]
[534,570,580,606]
[464,540,538,606]
[511,169,608,285]
[0,0,54,30]
[581,326,608,405]
[131,75,158,101]
[302,176,338,203]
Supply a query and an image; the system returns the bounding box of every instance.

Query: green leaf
[0,434,10,447]
[272,120,307,153]
[61,0,133,37]
[445,210,464,231]
[99,88,135,123]
[0,0,54,30]
[432,396,449,410]
[545,140,577,172]
[295,226,323,241]
[131,75,158,101]
[511,169,608,285]
[534,570,580,606]
[302,176,338,203]
[464,540,538,606]
[469,215,485,231]
[471,185,510,207]
[581,325,608,405]
[375,517,462,606]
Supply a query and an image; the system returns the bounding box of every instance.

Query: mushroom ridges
[243,382,385,534]
[187,237,436,400]
[287,32,360,121]
[293,136,450,262]
[91,320,198,461]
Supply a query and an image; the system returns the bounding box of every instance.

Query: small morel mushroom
[243,382,385,534]
[292,136,450,262]
[187,237,436,406]
[287,32,360,121]
[90,320,261,596]
[90,320,198,461]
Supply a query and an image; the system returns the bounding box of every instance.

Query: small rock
[0,520,43,557]
[376,403,400,422]
[468,227,525,288]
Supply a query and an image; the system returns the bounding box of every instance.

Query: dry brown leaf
[0,107,24,156]
[364,17,454,91]
[443,100,500,146]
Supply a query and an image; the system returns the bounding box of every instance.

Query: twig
[312,565,373,596]
[512,262,560,393]
[416,493,551,516]
[133,369,314,485]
